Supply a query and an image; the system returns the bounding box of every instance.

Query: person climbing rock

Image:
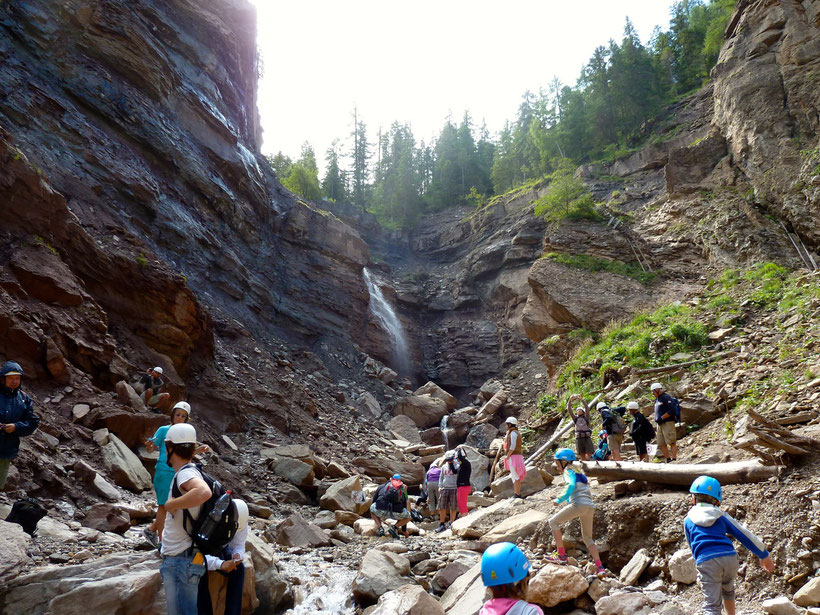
[456,447,472,516]
[547,448,607,576]
[651,382,678,462]
[564,394,593,461]
[503,417,527,498]
[436,450,459,531]
[0,361,39,490]
[197,499,250,615]
[139,366,170,412]
[685,476,774,615]
[628,401,654,462]
[370,474,413,538]
[478,542,544,615]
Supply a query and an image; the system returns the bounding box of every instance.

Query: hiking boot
[142,527,159,548]
[435,523,447,533]
[376,526,385,537]
[387,526,400,539]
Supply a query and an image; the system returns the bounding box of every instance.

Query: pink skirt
[457,485,471,515]
[504,454,527,482]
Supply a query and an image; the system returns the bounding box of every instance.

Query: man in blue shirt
[651,382,678,462]
[0,361,40,490]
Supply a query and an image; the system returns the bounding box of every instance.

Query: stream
[278,558,357,615]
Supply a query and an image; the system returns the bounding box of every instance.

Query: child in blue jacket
[684,476,774,615]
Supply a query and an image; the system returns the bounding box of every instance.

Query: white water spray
[440,414,454,450]
[363,268,410,376]
[280,560,356,615]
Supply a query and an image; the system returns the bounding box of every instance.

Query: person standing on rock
[479,542,544,615]
[436,450,459,532]
[0,361,39,490]
[547,448,606,575]
[425,459,441,519]
[651,382,678,462]
[139,366,170,412]
[628,401,654,462]
[685,476,774,615]
[456,447,472,516]
[160,422,212,615]
[564,394,593,461]
[503,417,527,499]
[197,499,249,615]
[370,473,413,538]
[597,401,626,461]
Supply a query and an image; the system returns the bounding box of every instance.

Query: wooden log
[633,351,735,376]
[525,420,574,466]
[748,426,813,456]
[579,459,779,486]
[775,412,818,426]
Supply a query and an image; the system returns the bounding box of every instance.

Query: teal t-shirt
[151,424,174,474]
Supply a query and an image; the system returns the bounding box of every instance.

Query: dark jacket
[0,362,40,459]
[372,481,407,513]
[630,411,653,443]
[654,392,676,423]
[456,457,472,487]
[600,406,626,436]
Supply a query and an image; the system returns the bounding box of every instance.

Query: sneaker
[596,564,609,576]
[545,551,568,564]
[142,527,159,548]
[376,527,385,537]
[435,523,447,533]
[387,526,400,539]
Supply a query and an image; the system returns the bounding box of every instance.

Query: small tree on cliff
[533,159,598,226]
[282,142,321,200]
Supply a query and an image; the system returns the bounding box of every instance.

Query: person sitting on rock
[628,401,654,462]
[479,542,543,615]
[503,417,527,499]
[197,499,249,615]
[139,366,170,412]
[564,394,593,461]
[0,361,40,491]
[436,450,459,532]
[547,448,606,576]
[370,473,413,538]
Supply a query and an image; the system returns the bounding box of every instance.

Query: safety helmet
[152,366,164,375]
[596,401,608,410]
[165,423,197,444]
[233,499,249,531]
[481,542,531,587]
[690,475,722,502]
[505,416,518,425]
[627,401,639,411]
[555,448,576,462]
[172,401,191,417]
[650,382,663,392]
[598,430,607,438]
[444,450,456,459]
[392,473,402,480]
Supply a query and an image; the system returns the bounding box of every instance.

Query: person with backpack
[0,361,40,490]
[370,474,413,538]
[160,423,212,615]
[628,401,654,462]
[596,402,626,461]
[651,382,679,462]
[564,394,593,461]
[197,499,249,615]
[436,450,459,532]
[592,430,611,461]
[478,542,544,615]
[456,447,472,516]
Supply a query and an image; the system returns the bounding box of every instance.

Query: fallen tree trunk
[579,460,779,486]
[632,350,736,376]
[525,420,574,466]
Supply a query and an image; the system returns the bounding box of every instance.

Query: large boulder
[432,551,480,594]
[451,498,516,539]
[464,424,499,450]
[386,415,422,443]
[794,576,820,607]
[270,513,331,548]
[526,562,589,607]
[439,562,484,614]
[594,592,652,615]
[667,548,697,585]
[371,584,445,615]
[620,548,651,585]
[458,445,491,492]
[115,380,145,412]
[319,475,369,515]
[490,466,548,498]
[357,392,383,420]
[481,509,548,544]
[100,433,152,492]
[352,549,414,606]
[0,521,31,585]
[414,382,458,411]
[350,458,425,486]
[272,457,315,487]
[392,394,448,429]
[82,504,131,535]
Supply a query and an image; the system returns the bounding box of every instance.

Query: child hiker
[547,448,606,575]
[685,476,774,615]
[479,542,544,615]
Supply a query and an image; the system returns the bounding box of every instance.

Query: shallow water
[279,558,357,615]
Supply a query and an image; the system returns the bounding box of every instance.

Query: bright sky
[251,1,678,169]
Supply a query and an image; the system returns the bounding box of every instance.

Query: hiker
[197,499,249,615]
[503,417,527,498]
[628,401,654,462]
[685,476,774,615]
[651,382,678,462]
[436,450,459,532]
[456,447,472,516]
[370,473,413,538]
[597,401,626,461]
[425,459,441,519]
[139,366,170,412]
[564,394,593,461]
[592,430,610,461]
[144,402,209,546]
[547,448,606,575]
[160,422,212,615]
[0,361,40,490]
[479,542,544,615]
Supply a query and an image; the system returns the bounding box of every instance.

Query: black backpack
[643,419,657,440]
[670,397,682,423]
[385,482,404,505]
[6,497,47,535]
[172,464,238,556]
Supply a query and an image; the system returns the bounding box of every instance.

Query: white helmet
[172,401,191,416]
[627,401,640,411]
[650,382,663,392]
[233,499,249,531]
[165,423,197,444]
[596,401,608,410]
[152,366,164,375]
[505,416,518,425]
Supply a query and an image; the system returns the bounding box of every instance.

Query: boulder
[794,576,820,607]
[92,428,110,446]
[101,433,152,492]
[115,380,144,412]
[351,458,424,486]
[313,510,338,529]
[82,504,131,534]
[432,552,480,594]
[378,367,398,385]
[326,460,352,479]
[481,509,548,544]
[387,415,422,444]
[92,474,121,502]
[464,424,499,450]
[439,562,484,614]
[334,510,361,526]
[619,548,651,585]
[320,475,369,515]
[372,584,445,615]
[458,445,491,492]
[72,404,91,422]
[762,597,803,615]
[277,483,310,504]
[352,549,414,606]
[414,382,458,411]
[357,392,383,419]
[594,592,651,615]
[0,521,31,585]
[392,395,448,429]
[526,562,589,607]
[354,518,379,537]
[93,409,168,449]
[270,513,331,548]
[490,467,547,499]
[667,548,697,585]
[254,565,288,614]
[587,577,616,602]
[272,457,315,487]
[420,427,446,447]
[262,444,315,465]
[474,390,507,422]
[451,499,516,539]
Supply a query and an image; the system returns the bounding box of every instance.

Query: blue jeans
[160,553,206,615]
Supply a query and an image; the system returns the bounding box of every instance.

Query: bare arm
[165,476,211,514]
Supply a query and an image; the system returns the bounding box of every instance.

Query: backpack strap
[171,463,202,535]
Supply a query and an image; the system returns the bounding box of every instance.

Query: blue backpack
[670,397,682,423]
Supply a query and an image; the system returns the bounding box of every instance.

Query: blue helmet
[555,448,576,462]
[690,475,722,501]
[392,474,402,480]
[481,542,531,587]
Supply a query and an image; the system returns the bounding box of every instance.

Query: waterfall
[363,268,410,376]
[440,414,454,450]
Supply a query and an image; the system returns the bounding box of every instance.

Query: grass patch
[543,252,658,284]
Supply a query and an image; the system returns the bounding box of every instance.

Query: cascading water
[363,268,410,376]
[280,559,356,615]
[440,414,454,450]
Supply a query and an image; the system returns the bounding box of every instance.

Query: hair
[693,493,720,506]
[488,577,529,600]
[166,442,196,461]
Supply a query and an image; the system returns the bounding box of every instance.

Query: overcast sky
[250,1,678,168]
